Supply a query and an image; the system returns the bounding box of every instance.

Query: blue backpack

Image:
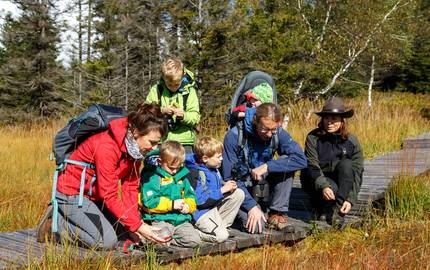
[50,104,126,232]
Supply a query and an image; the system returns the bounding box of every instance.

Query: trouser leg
[218,188,245,227]
[172,222,202,248]
[267,172,294,213]
[152,221,201,248]
[195,208,229,243]
[332,159,354,205]
[56,192,118,250]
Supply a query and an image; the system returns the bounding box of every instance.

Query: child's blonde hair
[194,136,223,160]
[159,140,185,165]
[161,57,184,84]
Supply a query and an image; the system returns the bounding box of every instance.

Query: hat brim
[315,109,354,118]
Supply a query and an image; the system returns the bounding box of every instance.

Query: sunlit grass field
[0,91,429,269]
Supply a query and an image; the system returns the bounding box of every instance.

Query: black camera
[232,161,270,203]
[231,161,252,187]
[166,116,178,131]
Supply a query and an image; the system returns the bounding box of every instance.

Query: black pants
[302,159,354,210]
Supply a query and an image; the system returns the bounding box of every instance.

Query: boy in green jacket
[146,57,200,152]
[140,140,202,247]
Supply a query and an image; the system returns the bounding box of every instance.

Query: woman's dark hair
[128,102,167,137]
[316,116,348,140]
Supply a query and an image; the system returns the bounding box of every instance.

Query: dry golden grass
[0,91,429,269]
[161,219,430,270]
[202,92,430,159]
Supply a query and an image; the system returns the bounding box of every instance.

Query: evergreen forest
[0,0,429,122]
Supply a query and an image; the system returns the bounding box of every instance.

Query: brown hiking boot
[268,212,290,230]
[36,205,53,243]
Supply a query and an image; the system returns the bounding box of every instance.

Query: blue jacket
[221,107,307,211]
[185,153,225,222]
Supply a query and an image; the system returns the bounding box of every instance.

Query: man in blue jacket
[222,103,307,233]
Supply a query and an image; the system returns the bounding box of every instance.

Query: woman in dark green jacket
[300,97,364,225]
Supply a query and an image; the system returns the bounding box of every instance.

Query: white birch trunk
[317,0,405,98]
[368,55,375,108]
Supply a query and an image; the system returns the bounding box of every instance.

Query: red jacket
[57,117,143,232]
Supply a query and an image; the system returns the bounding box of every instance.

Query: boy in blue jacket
[186,136,245,243]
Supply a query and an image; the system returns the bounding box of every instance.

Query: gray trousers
[195,189,245,243]
[56,192,119,249]
[236,172,294,231]
[151,221,202,248]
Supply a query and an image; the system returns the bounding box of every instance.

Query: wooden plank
[0,245,28,268]
[0,133,428,269]
[0,235,45,260]
[0,260,11,270]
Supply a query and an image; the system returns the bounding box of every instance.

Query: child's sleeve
[141,172,173,213]
[183,179,198,213]
[182,87,200,126]
[145,84,159,104]
[194,180,223,210]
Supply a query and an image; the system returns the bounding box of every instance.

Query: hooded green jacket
[140,150,197,226]
[146,68,200,145]
[300,128,364,205]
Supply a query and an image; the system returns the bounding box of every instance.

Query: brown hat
[315,97,354,118]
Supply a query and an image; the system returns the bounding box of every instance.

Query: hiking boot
[267,212,290,231]
[36,205,53,243]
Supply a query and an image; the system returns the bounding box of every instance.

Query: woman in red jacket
[37,103,169,249]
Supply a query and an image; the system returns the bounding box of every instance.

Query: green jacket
[140,151,197,226]
[301,128,364,205]
[146,68,200,145]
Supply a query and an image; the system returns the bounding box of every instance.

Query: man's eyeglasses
[257,127,278,134]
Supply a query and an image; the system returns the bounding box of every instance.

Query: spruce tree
[0,0,63,120]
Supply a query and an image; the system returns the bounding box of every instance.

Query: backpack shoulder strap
[182,92,189,111]
[269,130,279,156]
[188,168,206,190]
[236,122,249,164]
[156,82,164,104]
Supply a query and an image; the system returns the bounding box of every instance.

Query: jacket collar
[155,166,190,182]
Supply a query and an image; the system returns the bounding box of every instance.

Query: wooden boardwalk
[0,133,429,269]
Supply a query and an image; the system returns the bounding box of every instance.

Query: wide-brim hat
[315,97,354,118]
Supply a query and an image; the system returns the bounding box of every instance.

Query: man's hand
[322,187,335,201]
[251,164,268,181]
[246,206,266,234]
[221,180,237,194]
[162,106,175,116]
[340,201,352,215]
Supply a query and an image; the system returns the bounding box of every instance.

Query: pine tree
[0,0,63,120]
[402,0,430,93]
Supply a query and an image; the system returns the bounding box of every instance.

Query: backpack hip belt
[50,159,96,233]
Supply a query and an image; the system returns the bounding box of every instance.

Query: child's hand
[174,108,184,119]
[162,106,174,116]
[173,199,185,210]
[180,203,190,214]
[221,180,237,194]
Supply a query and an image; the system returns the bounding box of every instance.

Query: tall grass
[0,91,429,269]
[386,173,430,220]
[0,122,59,231]
[202,92,430,159]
